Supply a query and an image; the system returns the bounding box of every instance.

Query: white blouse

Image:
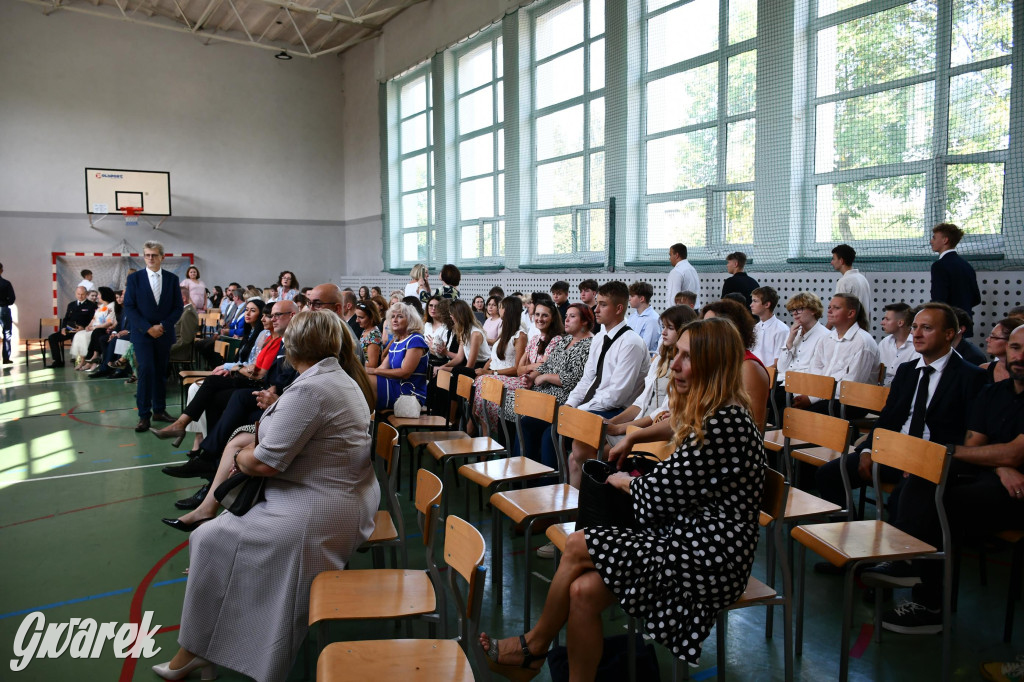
[489,328,525,371]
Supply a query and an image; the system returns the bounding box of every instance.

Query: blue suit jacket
[124,269,184,344]
[931,251,981,315]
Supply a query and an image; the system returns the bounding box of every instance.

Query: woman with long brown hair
[481,317,765,681]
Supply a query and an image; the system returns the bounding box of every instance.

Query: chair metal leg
[874,567,883,643]
[524,519,535,627]
[943,556,953,682]
[839,565,855,682]
[795,544,806,656]
[1005,541,1024,642]
[783,594,794,682]
[766,529,776,638]
[493,508,503,609]
[716,612,727,681]
[627,617,637,682]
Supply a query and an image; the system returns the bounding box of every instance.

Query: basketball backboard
[85,168,171,216]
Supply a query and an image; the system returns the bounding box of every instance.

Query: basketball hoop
[123,207,141,227]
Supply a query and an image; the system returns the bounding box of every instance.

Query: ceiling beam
[243,0,380,29]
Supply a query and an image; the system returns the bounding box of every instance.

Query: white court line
[531,571,552,584]
[3,460,187,484]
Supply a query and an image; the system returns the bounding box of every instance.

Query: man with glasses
[308,283,364,365]
[124,241,183,432]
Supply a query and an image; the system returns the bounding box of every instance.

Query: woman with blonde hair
[405,264,429,299]
[366,302,429,410]
[481,317,765,680]
[153,310,378,682]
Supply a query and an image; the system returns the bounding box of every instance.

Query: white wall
[0,1,350,333]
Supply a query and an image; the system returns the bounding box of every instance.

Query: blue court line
[692,666,718,680]
[0,578,189,621]
[133,454,153,459]
[152,577,188,588]
[92,459,112,464]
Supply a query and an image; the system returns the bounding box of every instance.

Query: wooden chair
[359,423,406,568]
[316,514,488,682]
[490,405,604,625]
[427,375,508,521]
[780,407,854,493]
[24,317,59,368]
[459,390,558,494]
[791,429,954,682]
[309,469,445,652]
[764,371,838,454]
[390,370,466,493]
[877,362,886,386]
[836,381,891,517]
[624,425,674,461]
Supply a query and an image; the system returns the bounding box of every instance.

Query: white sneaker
[536,542,556,559]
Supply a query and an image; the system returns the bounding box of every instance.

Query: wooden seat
[359,423,406,568]
[792,429,953,682]
[317,514,488,682]
[545,522,576,552]
[309,469,444,650]
[179,370,214,410]
[490,405,603,625]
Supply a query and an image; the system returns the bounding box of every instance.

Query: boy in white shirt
[750,286,789,367]
[877,301,920,386]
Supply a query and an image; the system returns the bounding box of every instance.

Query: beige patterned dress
[178,357,378,682]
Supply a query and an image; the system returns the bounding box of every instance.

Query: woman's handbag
[576,457,658,530]
[393,394,422,419]
[214,471,265,515]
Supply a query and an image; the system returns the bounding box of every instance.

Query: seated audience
[72,287,117,370]
[275,270,299,301]
[749,286,788,368]
[48,286,97,367]
[370,286,382,299]
[480,317,765,679]
[389,290,403,306]
[358,285,371,302]
[676,290,697,308]
[701,298,770,430]
[152,310,377,682]
[341,290,361,341]
[790,293,878,417]
[440,299,490,378]
[625,281,661,354]
[483,294,503,344]
[472,295,487,323]
[77,269,96,292]
[578,279,598,317]
[771,291,829,424]
[422,294,442,345]
[721,251,759,305]
[354,301,383,369]
[878,302,919,386]
[367,302,430,410]
[292,293,308,311]
[471,296,527,434]
[951,306,987,365]
[87,291,130,378]
[981,316,1024,383]
[550,280,570,321]
[169,286,199,364]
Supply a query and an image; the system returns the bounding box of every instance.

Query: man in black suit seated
[816,303,987,511]
[47,286,97,367]
[930,222,981,323]
[951,306,987,365]
[866,323,1024,634]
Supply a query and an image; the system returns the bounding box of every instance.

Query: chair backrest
[839,380,889,413]
[415,468,444,548]
[782,407,850,454]
[455,373,474,400]
[40,317,59,335]
[375,422,400,476]
[557,405,605,450]
[784,371,836,401]
[513,389,559,461]
[437,369,454,392]
[758,467,787,527]
[625,425,674,461]
[214,339,229,358]
[876,363,886,386]
[766,365,777,390]
[206,310,221,324]
[479,375,505,406]
[441,515,488,665]
[871,428,950,485]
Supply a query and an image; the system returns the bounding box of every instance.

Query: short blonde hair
[410,264,428,281]
[389,302,424,335]
[785,291,824,319]
[284,310,342,366]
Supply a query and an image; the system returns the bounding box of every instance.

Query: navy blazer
[931,251,981,315]
[861,351,987,451]
[124,269,184,344]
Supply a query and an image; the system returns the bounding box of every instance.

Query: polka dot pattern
[584,405,765,665]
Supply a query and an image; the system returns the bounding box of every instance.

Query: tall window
[396,69,435,265]
[530,0,607,263]
[455,34,505,264]
[809,0,1012,249]
[641,0,757,259]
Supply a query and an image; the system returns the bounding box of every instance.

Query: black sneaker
[882,601,942,634]
[861,560,921,588]
[162,457,217,479]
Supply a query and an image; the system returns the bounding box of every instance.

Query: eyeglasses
[989,333,1010,341]
[309,300,337,310]
[271,312,294,319]
[143,253,161,259]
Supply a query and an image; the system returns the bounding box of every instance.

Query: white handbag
[393,395,422,419]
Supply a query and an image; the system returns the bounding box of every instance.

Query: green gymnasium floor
[0,354,1021,681]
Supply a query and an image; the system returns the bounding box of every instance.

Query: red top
[744,349,766,370]
[255,336,283,370]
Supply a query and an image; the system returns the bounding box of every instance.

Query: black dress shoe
[135,418,151,433]
[88,367,113,379]
[110,369,130,379]
[47,361,66,368]
[152,411,176,423]
[175,484,210,510]
[161,517,212,533]
[162,457,217,479]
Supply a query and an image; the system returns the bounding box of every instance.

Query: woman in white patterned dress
[152,310,378,682]
[480,316,765,680]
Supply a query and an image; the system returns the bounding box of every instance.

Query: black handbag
[576,457,658,530]
[213,471,265,515]
[546,633,660,682]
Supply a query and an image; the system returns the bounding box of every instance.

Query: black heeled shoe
[161,517,213,533]
[151,427,187,448]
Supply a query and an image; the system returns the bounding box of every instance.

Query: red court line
[66,403,134,430]
[119,540,190,682]
[0,487,194,529]
[849,623,873,659]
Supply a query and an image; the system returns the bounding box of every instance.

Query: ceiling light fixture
[275,50,292,60]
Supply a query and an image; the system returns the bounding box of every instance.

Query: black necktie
[581,327,629,405]
[908,366,935,438]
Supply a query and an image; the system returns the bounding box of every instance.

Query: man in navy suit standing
[124,241,183,432]
[930,223,981,321]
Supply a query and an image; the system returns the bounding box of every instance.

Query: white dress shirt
[835,269,872,314]
[897,349,953,441]
[877,333,921,386]
[567,319,651,412]
[626,306,662,354]
[148,269,163,303]
[666,259,701,308]
[807,324,881,402]
[77,278,97,292]
[752,315,789,367]
[776,322,829,384]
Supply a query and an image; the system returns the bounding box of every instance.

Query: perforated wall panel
[334,270,1023,345]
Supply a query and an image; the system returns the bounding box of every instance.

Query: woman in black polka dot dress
[482,317,765,680]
